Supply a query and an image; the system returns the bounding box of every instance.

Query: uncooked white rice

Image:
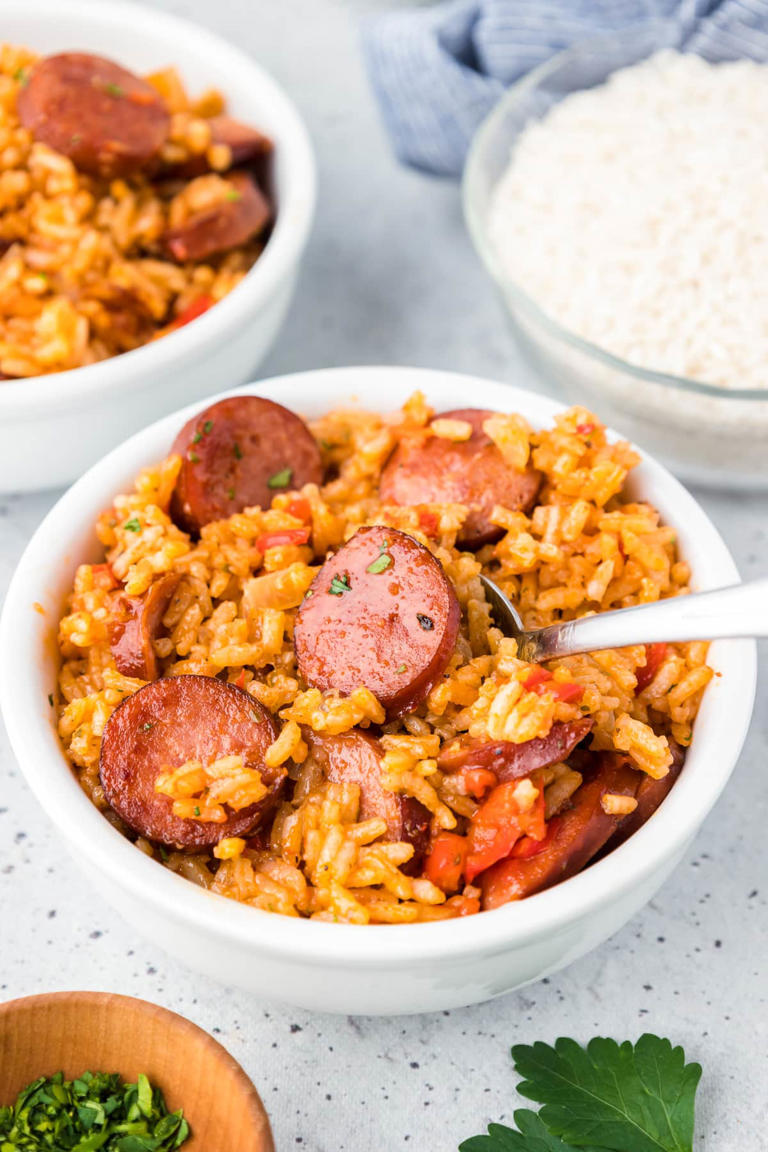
[487,51,768,391]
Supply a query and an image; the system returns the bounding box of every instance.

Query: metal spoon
[480,573,768,663]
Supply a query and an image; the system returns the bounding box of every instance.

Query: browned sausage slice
[109,573,179,681]
[99,675,283,849]
[379,408,541,549]
[294,526,461,719]
[438,719,593,781]
[607,739,685,848]
[481,752,640,908]
[208,116,273,166]
[170,395,324,534]
[162,171,270,262]
[17,53,170,178]
[308,729,431,873]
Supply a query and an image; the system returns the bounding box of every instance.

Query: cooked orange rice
[56,395,713,923]
[0,43,263,377]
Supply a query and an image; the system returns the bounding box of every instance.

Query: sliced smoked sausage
[481,752,640,909]
[438,719,593,781]
[170,396,324,534]
[379,408,541,549]
[162,171,270,262]
[17,53,170,178]
[99,675,283,850]
[109,573,179,681]
[307,729,431,873]
[607,739,685,848]
[294,526,461,719]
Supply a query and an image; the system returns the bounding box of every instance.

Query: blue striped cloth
[363,0,768,175]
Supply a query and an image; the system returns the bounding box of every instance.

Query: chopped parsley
[396,663,407,674]
[0,1070,190,1150]
[70,133,82,145]
[123,517,141,532]
[14,67,29,86]
[192,430,202,444]
[158,845,169,862]
[233,442,243,459]
[203,419,214,434]
[366,542,393,575]
[267,466,293,489]
[329,574,351,596]
[225,188,242,202]
[47,693,54,707]
[366,552,392,575]
[193,806,201,817]
[227,487,235,500]
[187,450,200,463]
[416,613,434,631]
[104,81,124,97]
[140,721,154,733]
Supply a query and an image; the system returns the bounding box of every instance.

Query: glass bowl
[463,22,768,490]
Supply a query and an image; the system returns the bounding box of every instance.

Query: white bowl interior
[0,367,756,969]
[0,0,315,417]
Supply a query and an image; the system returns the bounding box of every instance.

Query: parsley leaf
[366,552,392,574]
[123,517,141,532]
[267,467,293,489]
[329,574,351,595]
[460,1109,590,1152]
[512,1035,701,1152]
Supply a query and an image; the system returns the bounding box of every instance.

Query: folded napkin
[363,0,768,176]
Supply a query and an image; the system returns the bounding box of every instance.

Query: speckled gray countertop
[1,1,766,1147]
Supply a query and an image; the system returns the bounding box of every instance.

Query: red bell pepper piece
[286,497,312,522]
[425,833,468,893]
[255,528,310,552]
[461,767,498,799]
[170,294,215,329]
[525,666,583,704]
[551,681,584,704]
[465,780,545,882]
[524,666,552,693]
[635,642,668,694]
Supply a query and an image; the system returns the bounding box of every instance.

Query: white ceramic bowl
[0,0,315,492]
[0,367,756,1015]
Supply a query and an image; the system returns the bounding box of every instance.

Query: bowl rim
[462,25,768,404]
[0,0,316,417]
[0,365,757,968]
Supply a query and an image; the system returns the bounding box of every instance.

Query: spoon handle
[520,577,768,662]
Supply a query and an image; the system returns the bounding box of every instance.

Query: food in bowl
[486,51,768,392]
[0,43,273,377]
[55,392,713,924]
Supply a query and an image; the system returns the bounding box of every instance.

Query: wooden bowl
[0,991,274,1152]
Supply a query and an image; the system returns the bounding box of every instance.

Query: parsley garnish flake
[329,574,351,596]
[267,466,293,489]
[123,517,141,533]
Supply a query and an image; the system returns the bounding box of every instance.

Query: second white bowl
[0,0,315,492]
